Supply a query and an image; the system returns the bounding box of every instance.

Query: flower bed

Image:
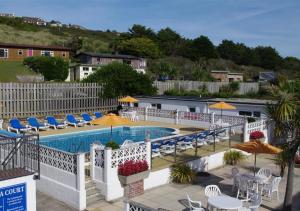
[118,160,149,176]
[250,131,264,140]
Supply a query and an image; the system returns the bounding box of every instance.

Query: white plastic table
[208,195,242,210]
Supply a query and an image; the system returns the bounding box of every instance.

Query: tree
[157,27,182,56]
[255,46,282,69]
[117,37,160,58]
[66,36,83,58]
[148,60,178,80]
[266,80,300,211]
[190,36,218,60]
[128,24,157,40]
[83,62,157,98]
[23,56,69,81]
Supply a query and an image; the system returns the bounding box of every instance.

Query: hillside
[0,61,38,82]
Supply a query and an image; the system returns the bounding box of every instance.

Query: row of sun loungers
[151,129,230,158]
[6,112,103,134]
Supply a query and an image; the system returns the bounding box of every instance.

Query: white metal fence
[0,83,118,118]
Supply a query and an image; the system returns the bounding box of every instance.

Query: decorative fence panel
[178,111,211,122]
[0,83,118,118]
[147,108,175,119]
[214,114,245,125]
[153,80,259,95]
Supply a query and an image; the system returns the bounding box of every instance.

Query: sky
[1,0,300,58]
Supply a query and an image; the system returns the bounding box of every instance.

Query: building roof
[211,70,230,74]
[228,72,243,76]
[0,42,71,51]
[135,95,275,105]
[77,52,143,60]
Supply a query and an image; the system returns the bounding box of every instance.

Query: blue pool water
[40,126,176,153]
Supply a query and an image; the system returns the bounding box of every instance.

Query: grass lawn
[0,61,37,82]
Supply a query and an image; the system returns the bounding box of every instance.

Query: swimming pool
[40,126,177,153]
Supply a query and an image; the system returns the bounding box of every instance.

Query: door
[28,49,33,57]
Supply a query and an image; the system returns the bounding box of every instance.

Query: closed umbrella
[234,140,282,174]
[91,113,132,137]
[209,101,236,124]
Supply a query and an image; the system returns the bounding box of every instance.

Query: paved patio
[84,154,300,211]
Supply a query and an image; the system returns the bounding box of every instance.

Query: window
[239,111,252,116]
[41,50,54,57]
[134,103,139,107]
[253,111,261,118]
[0,48,8,58]
[151,103,161,109]
[189,107,196,113]
[92,68,97,71]
[62,52,66,57]
[84,73,89,76]
[18,49,23,55]
[123,59,131,65]
[82,67,89,71]
[97,57,100,61]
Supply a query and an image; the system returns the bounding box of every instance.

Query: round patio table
[208,195,242,210]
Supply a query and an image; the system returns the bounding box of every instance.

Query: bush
[105,141,119,150]
[170,163,195,184]
[118,160,149,176]
[223,150,245,165]
[229,81,240,91]
[23,56,69,81]
[249,131,264,139]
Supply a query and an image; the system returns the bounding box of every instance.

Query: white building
[134,96,274,118]
[66,52,147,81]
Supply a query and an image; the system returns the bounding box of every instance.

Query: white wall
[137,98,268,118]
[37,154,86,210]
[0,175,36,211]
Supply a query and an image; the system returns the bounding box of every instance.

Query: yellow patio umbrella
[118,96,139,103]
[209,101,236,122]
[91,113,132,136]
[234,140,282,174]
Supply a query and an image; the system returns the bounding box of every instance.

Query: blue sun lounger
[27,117,48,132]
[94,112,103,119]
[46,116,67,129]
[81,113,93,125]
[66,114,85,127]
[8,118,31,134]
[0,130,22,138]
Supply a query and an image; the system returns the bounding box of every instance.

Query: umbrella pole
[221,109,223,124]
[110,125,113,140]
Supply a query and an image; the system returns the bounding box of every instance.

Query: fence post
[123,200,130,211]
[175,109,179,125]
[211,112,215,124]
[145,139,152,168]
[243,121,248,142]
[104,147,112,201]
[77,153,86,210]
[145,107,148,121]
[90,144,96,180]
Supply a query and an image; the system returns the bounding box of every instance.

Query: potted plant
[249,131,265,142]
[170,163,196,184]
[223,150,246,165]
[118,160,150,186]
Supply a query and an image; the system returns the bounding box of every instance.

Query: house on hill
[22,16,46,26]
[0,43,71,61]
[0,13,15,17]
[66,52,147,81]
[210,70,243,82]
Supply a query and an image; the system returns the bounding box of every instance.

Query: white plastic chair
[231,167,240,192]
[261,176,281,201]
[238,192,262,211]
[257,168,272,183]
[237,176,252,201]
[186,194,205,211]
[204,185,222,198]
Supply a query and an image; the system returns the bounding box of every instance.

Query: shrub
[118,160,149,176]
[223,150,246,165]
[105,141,119,150]
[170,163,195,184]
[229,81,240,91]
[249,131,264,139]
[23,56,69,81]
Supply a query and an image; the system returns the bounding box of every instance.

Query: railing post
[243,121,248,142]
[145,107,148,121]
[123,200,130,211]
[211,112,215,124]
[104,147,112,200]
[76,153,86,210]
[175,109,179,125]
[145,138,151,169]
